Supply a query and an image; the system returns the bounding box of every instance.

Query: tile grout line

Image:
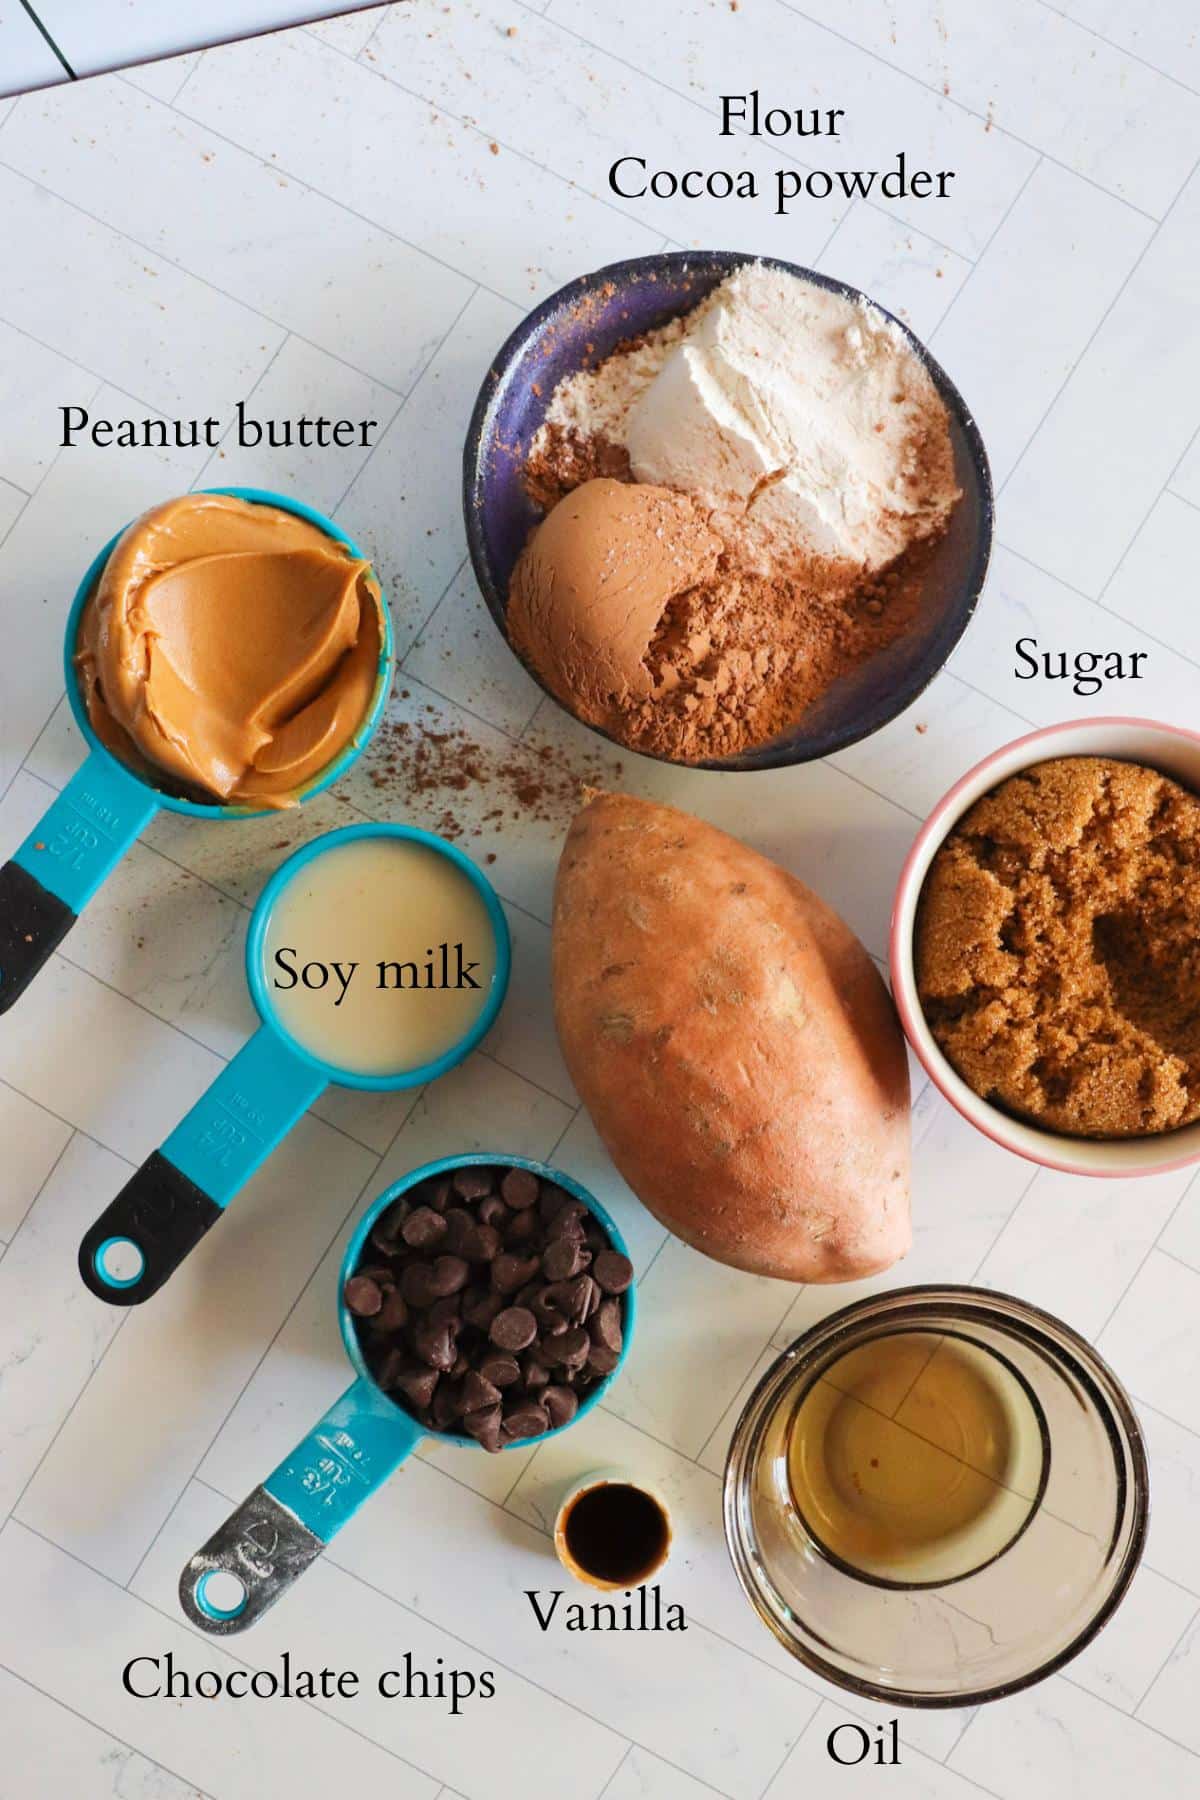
[188,330,296,491]
[119,1128,404,1596]
[1130,1593,1200,1716]
[329,283,480,520]
[186,1472,775,1800]
[153,73,637,316]
[7,1308,132,1534]
[0,145,406,405]
[12,735,568,947]
[594,1744,634,1800]
[929,156,1044,348]
[340,38,698,251]
[1090,1167,1200,1347]
[33,939,392,1162]
[6,1516,449,1793]
[1092,419,1200,607]
[996,148,1200,501]
[0,1661,203,1800]
[775,0,1169,225]
[0,1082,136,1171]
[1058,1660,1200,1763]
[0,1127,75,1270]
[1032,0,1200,99]
[503,0,979,264]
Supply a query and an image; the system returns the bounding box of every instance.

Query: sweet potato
[552,793,911,1281]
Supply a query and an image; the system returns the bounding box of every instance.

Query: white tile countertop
[2,3,1200,1796]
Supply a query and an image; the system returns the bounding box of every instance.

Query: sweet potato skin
[552,793,911,1282]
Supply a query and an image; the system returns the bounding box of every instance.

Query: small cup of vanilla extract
[554,1468,673,1591]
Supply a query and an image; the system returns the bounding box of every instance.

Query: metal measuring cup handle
[180,1376,422,1634]
[78,1025,327,1305]
[0,754,158,1014]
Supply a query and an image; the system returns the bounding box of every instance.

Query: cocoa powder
[364,710,624,844]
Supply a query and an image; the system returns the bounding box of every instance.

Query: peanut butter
[75,493,384,807]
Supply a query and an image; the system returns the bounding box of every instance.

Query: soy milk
[263,837,497,1076]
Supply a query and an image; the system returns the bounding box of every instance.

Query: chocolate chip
[551,1326,590,1369]
[393,1364,439,1409]
[429,1292,463,1327]
[492,1251,541,1295]
[432,1380,464,1430]
[370,1200,410,1254]
[426,1178,453,1213]
[587,1341,621,1376]
[503,1401,549,1441]
[402,1205,448,1250]
[522,1354,550,1389]
[531,1285,566,1331]
[375,1287,409,1333]
[452,1168,494,1201]
[460,1369,503,1413]
[343,1275,383,1318]
[500,1167,540,1210]
[462,1286,504,1332]
[542,1238,588,1282]
[591,1297,623,1355]
[462,1222,502,1262]
[593,1251,634,1294]
[538,1183,573,1225]
[504,1208,538,1246]
[546,1201,587,1241]
[413,1317,458,1371]
[463,1405,503,1453]
[429,1254,470,1297]
[440,1208,477,1255]
[400,1262,442,1308]
[478,1352,521,1389]
[478,1195,507,1228]
[543,1386,579,1428]
[451,1347,471,1379]
[551,1274,598,1324]
[490,1306,538,1351]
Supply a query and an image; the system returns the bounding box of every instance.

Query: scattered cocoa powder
[362,713,624,843]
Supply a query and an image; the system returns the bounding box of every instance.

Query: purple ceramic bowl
[462,251,993,771]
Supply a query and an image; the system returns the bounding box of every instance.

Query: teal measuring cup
[77,824,511,1305]
[179,1154,636,1634]
[0,486,393,1015]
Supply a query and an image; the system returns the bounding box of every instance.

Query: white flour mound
[538,262,959,574]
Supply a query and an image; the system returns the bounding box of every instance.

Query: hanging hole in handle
[94,1236,146,1289]
[194,1569,249,1622]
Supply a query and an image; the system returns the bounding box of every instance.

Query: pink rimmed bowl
[890,717,1200,1178]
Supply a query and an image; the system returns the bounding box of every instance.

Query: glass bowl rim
[722,1282,1150,1708]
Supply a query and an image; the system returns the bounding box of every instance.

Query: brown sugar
[915,756,1200,1139]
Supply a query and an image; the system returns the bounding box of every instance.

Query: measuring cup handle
[179,1377,421,1634]
[78,1025,327,1305]
[0,752,158,1014]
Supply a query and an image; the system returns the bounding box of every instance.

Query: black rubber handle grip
[0,860,75,1014]
[78,1151,222,1305]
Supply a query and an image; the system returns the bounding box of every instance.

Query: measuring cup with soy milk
[78,823,510,1304]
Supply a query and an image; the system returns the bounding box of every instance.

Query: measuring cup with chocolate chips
[179,1156,636,1634]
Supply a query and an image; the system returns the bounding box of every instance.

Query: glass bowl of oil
[723,1285,1148,1706]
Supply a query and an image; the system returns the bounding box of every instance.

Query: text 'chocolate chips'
[346,1165,630,1451]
